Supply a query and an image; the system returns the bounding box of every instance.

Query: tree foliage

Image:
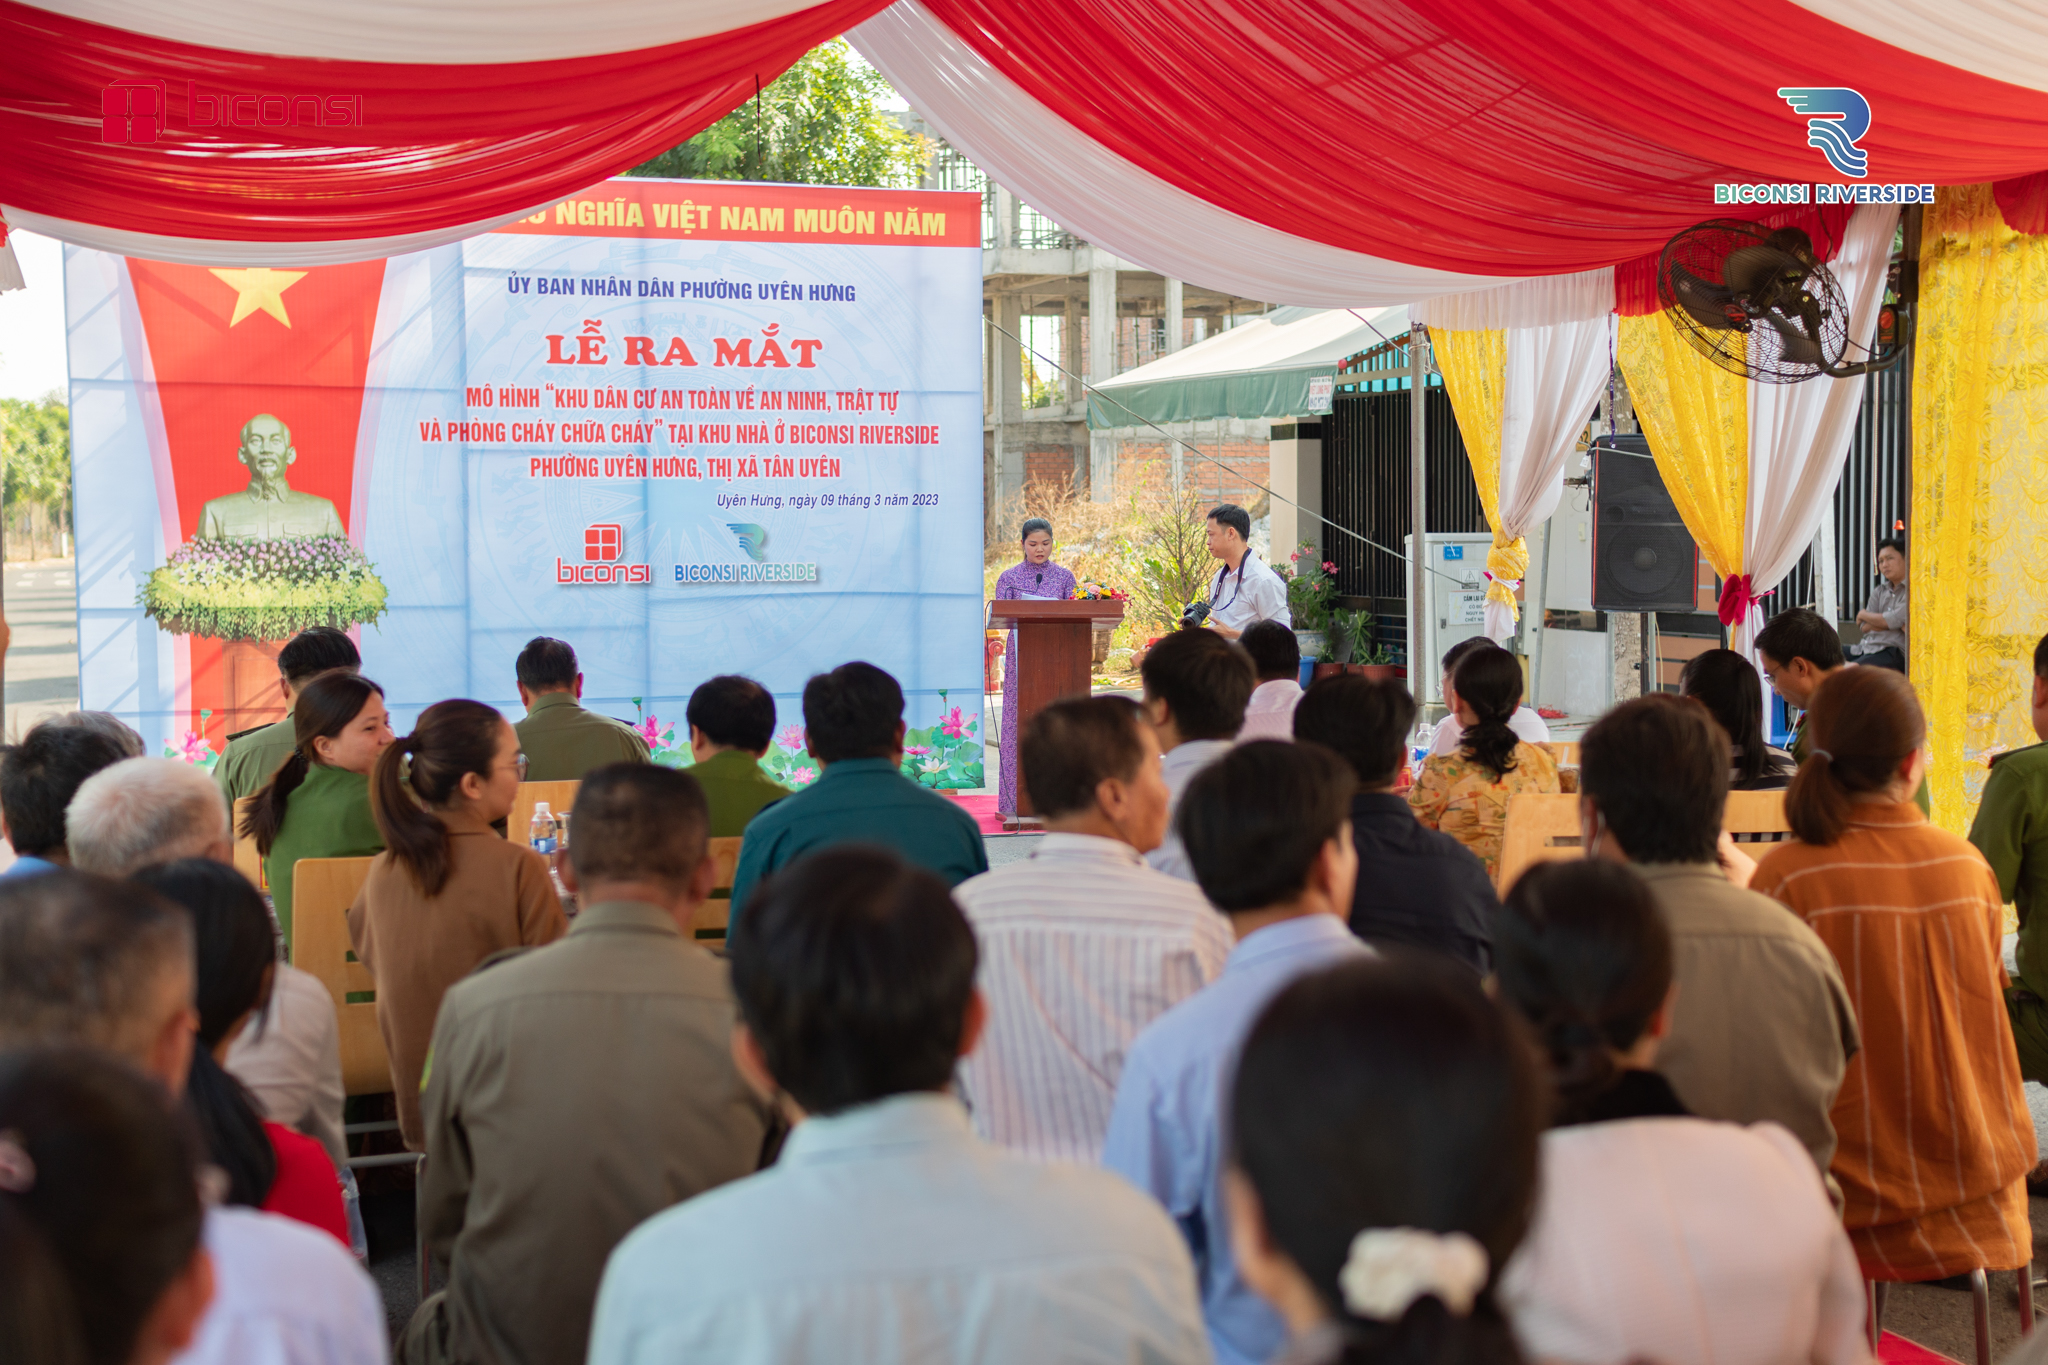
[628,41,930,188]
[0,392,70,515]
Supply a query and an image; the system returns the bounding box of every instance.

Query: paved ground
[3,557,79,739]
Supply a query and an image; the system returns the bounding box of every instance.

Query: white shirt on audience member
[1500,1118,1866,1365]
[1207,555,1290,635]
[955,833,1233,1163]
[175,1205,386,1365]
[1236,680,1303,743]
[1427,705,1550,757]
[226,963,346,1167]
[1145,739,1234,883]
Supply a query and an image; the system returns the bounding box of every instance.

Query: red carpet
[947,792,1008,835]
[1880,1331,1962,1365]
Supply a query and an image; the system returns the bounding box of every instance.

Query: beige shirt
[420,899,771,1365]
[1632,862,1859,1180]
[347,810,566,1147]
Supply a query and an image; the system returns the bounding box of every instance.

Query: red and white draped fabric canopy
[4,0,2048,293]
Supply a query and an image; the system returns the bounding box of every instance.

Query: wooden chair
[1537,741,1580,769]
[508,780,580,846]
[1722,789,1793,845]
[288,857,386,1097]
[690,837,745,940]
[1494,793,1584,894]
[230,796,264,890]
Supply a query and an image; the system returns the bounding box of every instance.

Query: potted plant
[1285,544,1338,661]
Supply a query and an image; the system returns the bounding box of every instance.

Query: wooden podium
[987,597,1125,820]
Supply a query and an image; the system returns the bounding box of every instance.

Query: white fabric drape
[849,1,1522,308]
[1482,315,1618,641]
[0,202,553,270]
[1786,0,2048,93]
[1736,202,1902,652]
[1411,269,1616,331]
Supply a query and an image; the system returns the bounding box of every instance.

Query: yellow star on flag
[208,267,308,327]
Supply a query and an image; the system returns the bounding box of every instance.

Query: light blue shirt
[0,855,57,880]
[589,1092,1211,1365]
[1103,914,1371,1365]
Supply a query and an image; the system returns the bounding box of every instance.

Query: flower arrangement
[140,536,388,642]
[1285,543,1340,632]
[1069,581,1127,601]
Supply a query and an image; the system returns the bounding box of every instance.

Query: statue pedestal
[221,639,288,735]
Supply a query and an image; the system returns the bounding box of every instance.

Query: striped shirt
[955,833,1234,1164]
[1751,803,2037,1280]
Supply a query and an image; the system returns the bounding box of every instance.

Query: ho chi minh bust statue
[196,413,346,543]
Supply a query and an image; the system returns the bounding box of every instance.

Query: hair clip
[0,1130,35,1194]
[1339,1227,1489,1321]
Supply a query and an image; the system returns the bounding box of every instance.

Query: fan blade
[1759,309,1824,366]
[1672,270,1746,332]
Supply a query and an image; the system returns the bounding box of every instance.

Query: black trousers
[1857,646,1906,672]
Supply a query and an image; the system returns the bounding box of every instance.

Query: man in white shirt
[1235,621,1303,741]
[956,696,1232,1162]
[0,869,387,1365]
[1427,636,1550,756]
[1199,503,1289,639]
[589,846,1210,1365]
[1139,628,1256,881]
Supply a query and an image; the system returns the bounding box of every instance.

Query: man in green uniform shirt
[512,637,651,781]
[214,626,360,803]
[726,661,987,926]
[683,674,792,836]
[1969,632,2048,1084]
[1756,606,1929,816]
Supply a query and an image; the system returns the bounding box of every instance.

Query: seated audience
[407,765,771,1365]
[43,707,146,757]
[511,636,650,780]
[1752,667,2036,1284]
[69,756,233,876]
[1577,695,1856,1180]
[684,673,793,835]
[1409,645,1558,879]
[1236,621,1303,741]
[1492,861,1865,1365]
[727,662,987,921]
[1754,608,1844,765]
[1293,674,1496,972]
[1141,628,1256,881]
[0,720,129,877]
[954,696,1231,1162]
[1679,648,1794,790]
[1226,956,1539,1365]
[1105,741,1366,1365]
[0,870,385,1363]
[351,699,566,1150]
[588,846,1208,1364]
[216,626,360,803]
[1970,631,2048,1087]
[0,1047,215,1365]
[135,858,347,1244]
[222,952,348,1172]
[243,672,394,947]
[1428,636,1549,756]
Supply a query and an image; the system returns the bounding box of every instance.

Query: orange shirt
[1752,803,2034,1279]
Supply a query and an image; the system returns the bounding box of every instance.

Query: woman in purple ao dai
[996,518,1076,816]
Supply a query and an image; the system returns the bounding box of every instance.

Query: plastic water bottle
[528,801,558,856]
[1408,719,1433,781]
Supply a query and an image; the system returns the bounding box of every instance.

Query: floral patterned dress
[995,559,1077,815]
[1407,741,1559,879]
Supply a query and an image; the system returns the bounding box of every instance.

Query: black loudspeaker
[1591,435,1698,612]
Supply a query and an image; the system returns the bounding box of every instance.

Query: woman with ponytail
[1492,860,1865,1365]
[1226,955,1537,1365]
[1752,667,2038,1290]
[133,859,348,1246]
[349,699,565,1149]
[0,1047,213,1365]
[242,671,393,949]
[1408,644,1557,878]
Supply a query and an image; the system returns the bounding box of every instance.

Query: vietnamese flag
[126,258,387,740]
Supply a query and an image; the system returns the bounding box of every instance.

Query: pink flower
[790,767,817,787]
[904,745,932,756]
[172,732,213,765]
[1322,562,1338,572]
[776,724,808,752]
[635,715,665,745]
[940,707,969,739]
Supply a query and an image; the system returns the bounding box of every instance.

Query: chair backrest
[1723,788,1793,842]
[287,856,386,1096]
[1538,741,1580,769]
[507,780,580,848]
[1494,792,1585,894]
[691,836,744,939]
[230,796,264,889]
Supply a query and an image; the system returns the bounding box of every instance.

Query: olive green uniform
[215,718,298,805]
[687,748,793,838]
[1968,741,2048,1081]
[513,691,650,782]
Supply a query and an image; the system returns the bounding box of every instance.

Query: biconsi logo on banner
[557,523,650,585]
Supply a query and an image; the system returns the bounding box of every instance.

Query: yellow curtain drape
[1911,183,2048,832]
[1616,309,1749,582]
[1429,327,1526,611]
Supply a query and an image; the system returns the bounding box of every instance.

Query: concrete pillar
[1164,278,1184,355]
[1611,612,1642,701]
[1062,296,1081,408]
[1268,421,1323,567]
[995,291,1025,511]
[1090,430,1118,503]
[1088,258,1117,387]
[992,185,1015,249]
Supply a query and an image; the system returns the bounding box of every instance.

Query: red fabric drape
[1612,203,1856,315]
